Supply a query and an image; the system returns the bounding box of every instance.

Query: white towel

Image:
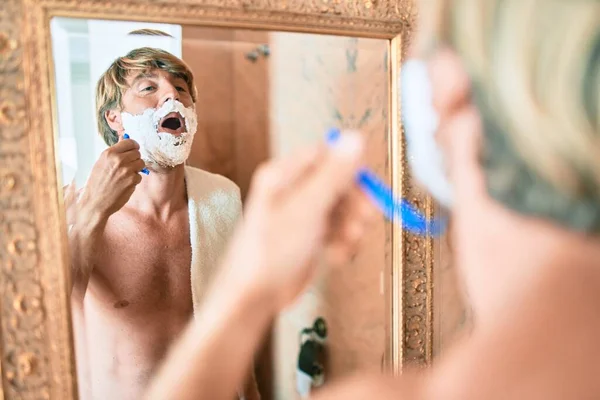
[184,165,243,315]
[185,167,253,400]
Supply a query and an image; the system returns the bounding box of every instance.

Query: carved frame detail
[0,0,432,398]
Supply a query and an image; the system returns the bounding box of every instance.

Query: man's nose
[159,84,180,105]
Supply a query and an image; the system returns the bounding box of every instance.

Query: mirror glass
[51,17,389,400]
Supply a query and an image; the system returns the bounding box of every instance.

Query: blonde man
[67,46,260,400]
[145,0,600,399]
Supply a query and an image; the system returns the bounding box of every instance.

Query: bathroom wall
[182,26,270,200]
[267,33,390,399]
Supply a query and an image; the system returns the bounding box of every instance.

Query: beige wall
[182,26,270,200]
[182,27,390,399]
[267,32,390,399]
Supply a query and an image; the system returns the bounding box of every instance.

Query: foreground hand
[79,138,145,220]
[222,131,376,311]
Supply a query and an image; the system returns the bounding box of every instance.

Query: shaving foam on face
[401,59,453,208]
[121,99,198,168]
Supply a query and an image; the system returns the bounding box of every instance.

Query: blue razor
[325,128,446,237]
[123,134,150,175]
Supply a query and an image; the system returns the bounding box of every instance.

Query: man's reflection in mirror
[64,29,260,400]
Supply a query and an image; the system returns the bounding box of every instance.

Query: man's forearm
[69,204,107,299]
[145,265,273,400]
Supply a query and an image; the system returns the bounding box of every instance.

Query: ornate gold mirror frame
[0,0,433,398]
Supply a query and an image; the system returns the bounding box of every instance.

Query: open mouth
[159,112,186,135]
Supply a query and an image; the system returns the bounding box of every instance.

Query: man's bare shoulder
[312,263,600,400]
[426,261,600,400]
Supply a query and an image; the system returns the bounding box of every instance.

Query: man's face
[105,68,198,169]
[119,69,194,137]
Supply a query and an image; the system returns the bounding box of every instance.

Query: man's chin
[144,157,188,172]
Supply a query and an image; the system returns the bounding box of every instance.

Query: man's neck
[127,164,187,221]
[537,224,600,271]
[462,216,600,329]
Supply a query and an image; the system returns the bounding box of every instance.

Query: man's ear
[105,109,124,135]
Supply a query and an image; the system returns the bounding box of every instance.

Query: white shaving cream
[401,59,453,208]
[121,99,198,168]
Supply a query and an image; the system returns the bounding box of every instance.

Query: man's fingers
[300,131,364,212]
[268,146,323,193]
[327,189,376,238]
[441,105,487,208]
[127,159,147,173]
[247,146,322,204]
[430,49,471,121]
[325,189,376,265]
[112,138,140,153]
[119,149,143,164]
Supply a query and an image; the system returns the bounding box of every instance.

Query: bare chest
[89,212,192,312]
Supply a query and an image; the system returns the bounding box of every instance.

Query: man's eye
[176,86,187,92]
[142,86,155,92]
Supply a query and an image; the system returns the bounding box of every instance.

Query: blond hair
[420,0,600,231]
[95,46,196,146]
[128,29,173,37]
